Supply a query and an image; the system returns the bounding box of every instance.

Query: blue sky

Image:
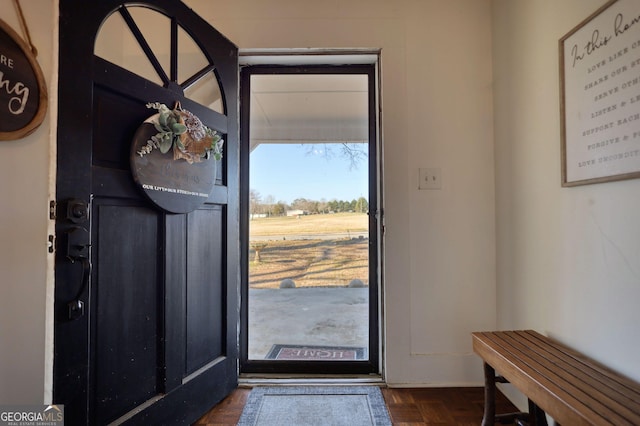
[250,144,368,204]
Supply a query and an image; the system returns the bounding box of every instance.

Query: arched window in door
[94,5,224,113]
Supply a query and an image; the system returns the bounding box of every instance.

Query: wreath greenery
[137,102,223,164]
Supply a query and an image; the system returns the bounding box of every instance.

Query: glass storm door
[240,64,380,375]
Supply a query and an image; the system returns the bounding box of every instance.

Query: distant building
[286,209,306,217]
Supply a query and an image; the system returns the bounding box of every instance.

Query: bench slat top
[472,330,640,426]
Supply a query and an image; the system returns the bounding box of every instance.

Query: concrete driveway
[247,287,369,360]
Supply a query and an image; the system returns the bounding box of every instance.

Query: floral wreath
[137,102,224,164]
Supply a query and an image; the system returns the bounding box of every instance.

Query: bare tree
[305,142,367,170]
[339,143,367,170]
[263,194,276,216]
[249,189,262,219]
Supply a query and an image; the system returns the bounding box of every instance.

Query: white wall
[186,0,497,385]
[493,0,640,409]
[0,0,56,404]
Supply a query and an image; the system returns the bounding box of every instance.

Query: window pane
[95,9,164,86]
[128,7,171,77]
[177,26,208,83]
[179,28,224,113]
[184,71,224,113]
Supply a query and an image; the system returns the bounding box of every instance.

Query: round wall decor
[0,19,47,140]
[130,103,223,214]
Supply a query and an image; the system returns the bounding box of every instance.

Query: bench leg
[528,399,549,426]
[482,362,530,425]
[482,362,496,426]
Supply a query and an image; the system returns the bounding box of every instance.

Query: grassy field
[248,213,369,289]
[249,212,367,236]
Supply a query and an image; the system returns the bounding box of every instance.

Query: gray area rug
[237,386,392,426]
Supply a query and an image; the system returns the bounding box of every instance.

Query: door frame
[238,51,384,376]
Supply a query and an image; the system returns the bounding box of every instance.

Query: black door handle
[67,257,91,321]
[63,225,91,321]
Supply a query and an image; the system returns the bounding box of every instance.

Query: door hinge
[48,235,55,253]
[49,200,56,220]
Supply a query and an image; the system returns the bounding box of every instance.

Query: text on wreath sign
[571,12,640,68]
[141,183,209,198]
[1,52,30,115]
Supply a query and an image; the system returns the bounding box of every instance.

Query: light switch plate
[419,168,441,190]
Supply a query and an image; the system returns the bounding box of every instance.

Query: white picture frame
[560,0,640,186]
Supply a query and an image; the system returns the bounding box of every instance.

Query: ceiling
[249,74,369,150]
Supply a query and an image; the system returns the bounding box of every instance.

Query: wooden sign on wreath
[130,102,224,214]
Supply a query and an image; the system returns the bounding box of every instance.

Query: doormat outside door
[237,386,392,426]
[266,344,367,360]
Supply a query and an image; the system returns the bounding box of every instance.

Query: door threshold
[239,375,385,387]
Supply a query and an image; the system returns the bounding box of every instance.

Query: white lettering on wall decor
[0,70,30,114]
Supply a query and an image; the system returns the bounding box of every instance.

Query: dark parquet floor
[194,386,519,425]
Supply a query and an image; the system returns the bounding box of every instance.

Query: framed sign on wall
[560,0,640,186]
[0,18,47,141]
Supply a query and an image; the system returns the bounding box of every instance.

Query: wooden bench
[472,330,640,425]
